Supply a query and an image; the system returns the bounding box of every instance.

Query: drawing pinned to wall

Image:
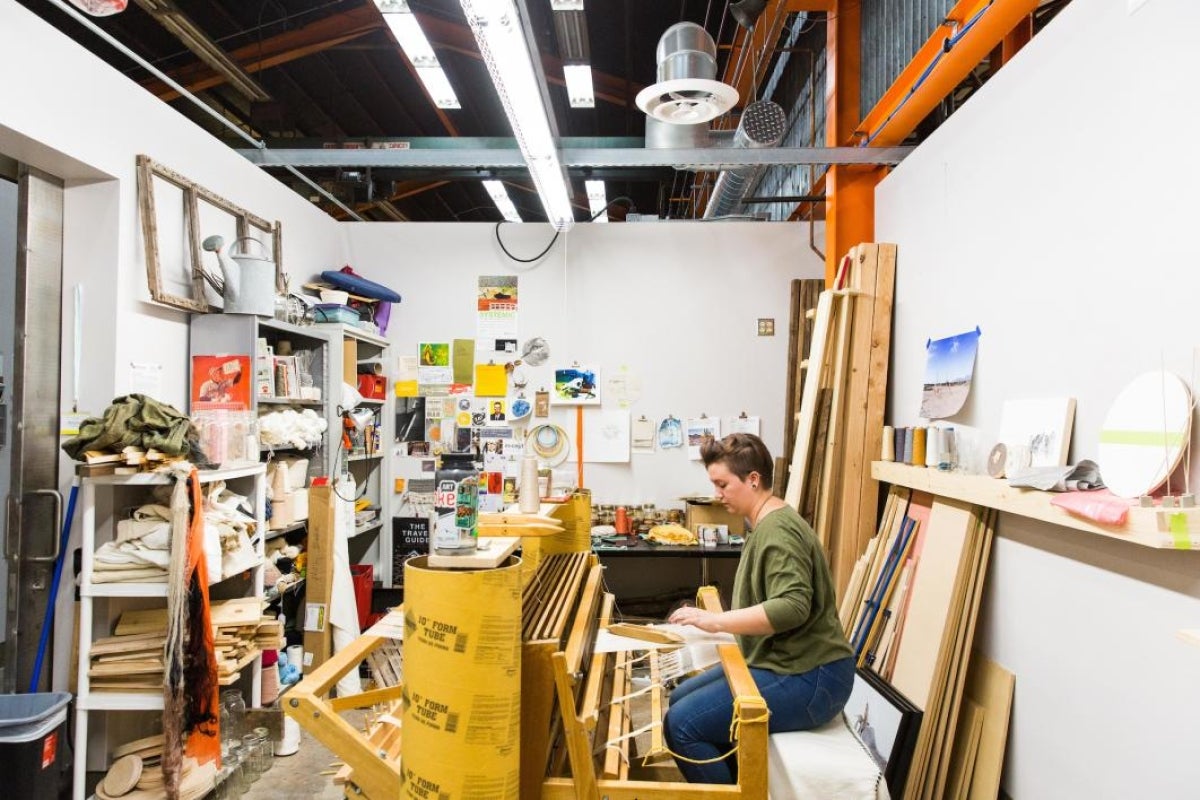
[997,397,1076,469]
[552,365,600,405]
[604,366,643,408]
[582,409,631,463]
[632,416,656,453]
[534,390,550,418]
[728,413,761,436]
[686,415,721,460]
[478,275,518,311]
[919,327,981,419]
[417,342,452,385]
[477,275,518,346]
[658,416,683,449]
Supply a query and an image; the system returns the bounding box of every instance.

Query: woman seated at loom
[665,433,855,784]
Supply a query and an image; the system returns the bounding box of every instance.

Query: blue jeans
[662,656,856,784]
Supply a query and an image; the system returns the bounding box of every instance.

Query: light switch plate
[757,318,775,336]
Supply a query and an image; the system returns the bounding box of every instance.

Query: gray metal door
[2,166,64,693]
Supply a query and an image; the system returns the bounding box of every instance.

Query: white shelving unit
[73,465,266,799]
[317,323,393,586]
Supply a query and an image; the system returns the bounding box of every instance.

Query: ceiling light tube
[563,63,595,108]
[483,180,522,222]
[460,0,575,231]
[585,179,608,222]
[375,0,462,109]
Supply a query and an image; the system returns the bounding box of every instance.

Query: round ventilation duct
[635,22,738,126]
[703,100,787,219]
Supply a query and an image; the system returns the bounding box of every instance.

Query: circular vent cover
[636,78,739,125]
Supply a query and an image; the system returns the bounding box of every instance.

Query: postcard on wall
[918,327,981,420]
[552,365,600,405]
[192,354,251,411]
[452,339,475,385]
[418,342,453,385]
[686,416,721,460]
[582,409,631,463]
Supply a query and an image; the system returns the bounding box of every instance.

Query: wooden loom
[284,552,768,800]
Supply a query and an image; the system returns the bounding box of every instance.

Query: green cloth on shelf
[62,394,200,460]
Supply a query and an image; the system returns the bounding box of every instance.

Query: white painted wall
[343,221,822,506]
[876,0,1200,795]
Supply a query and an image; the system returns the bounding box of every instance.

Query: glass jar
[226,744,251,794]
[241,734,264,783]
[220,689,246,750]
[253,726,274,768]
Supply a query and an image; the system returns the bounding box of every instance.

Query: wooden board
[965,653,1015,800]
[890,497,976,708]
[304,484,336,671]
[785,290,835,508]
[428,536,519,569]
[946,701,985,800]
[783,279,823,463]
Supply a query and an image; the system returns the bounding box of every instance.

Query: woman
[664,433,855,784]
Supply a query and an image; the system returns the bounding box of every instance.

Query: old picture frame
[136,155,282,313]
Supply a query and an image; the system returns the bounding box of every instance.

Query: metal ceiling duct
[702,99,787,219]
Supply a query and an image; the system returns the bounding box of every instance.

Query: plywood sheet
[947,701,985,800]
[890,497,975,708]
[965,654,1015,800]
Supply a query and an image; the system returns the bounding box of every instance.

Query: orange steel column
[824,0,881,287]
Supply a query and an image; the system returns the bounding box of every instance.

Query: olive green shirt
[732,505,853,674]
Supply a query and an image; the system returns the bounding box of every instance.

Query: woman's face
[706,461,758,517]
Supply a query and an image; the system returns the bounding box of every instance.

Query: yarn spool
[911,427,927,467]
[881,426,896,461]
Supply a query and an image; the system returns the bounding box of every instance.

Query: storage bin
[0,692,73,800]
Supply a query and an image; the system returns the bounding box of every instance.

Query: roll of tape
[987,443,1007,478]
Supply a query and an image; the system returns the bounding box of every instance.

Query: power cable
[493,196,635,264]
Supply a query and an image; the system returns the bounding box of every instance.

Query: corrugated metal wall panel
[861,0,957,119]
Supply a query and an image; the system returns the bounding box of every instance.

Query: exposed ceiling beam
[143,5,384,101]
[240,144,912,169]
[133,0,270,102]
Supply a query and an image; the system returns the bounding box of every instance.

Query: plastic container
[0,692,73,800]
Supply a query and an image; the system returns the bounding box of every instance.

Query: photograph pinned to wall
[535,390,550,418]
[728,413,761,436]
[997,397,1076,469]
[418,342,452,385]
[658,415,683,449]
[843,668,921,797]
[395,397,426,442]
[632,416,656,453]
[482,437,507,471]
[686,416,721,460]
[582,409,631,463]
[487,399,507,422]
[604,366,643,409]
[552,365,600,405]
[919,327,981,419]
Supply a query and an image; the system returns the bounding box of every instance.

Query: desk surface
[592,540,743,559]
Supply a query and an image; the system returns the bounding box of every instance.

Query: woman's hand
[668,604,723,633]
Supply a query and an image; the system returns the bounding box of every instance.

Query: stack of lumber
[78,446,182,477]
[842,486,1008,800]
[783,243,896,596]
[90,598,276,690]
[781,278,824,476]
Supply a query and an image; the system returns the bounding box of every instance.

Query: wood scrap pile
[79,446,183,477]
[783,243,896,596]
[96,742,214,800]
[89,598,279,691]
[841,486,1012,800]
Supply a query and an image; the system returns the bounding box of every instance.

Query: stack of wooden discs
[94,738,214,800]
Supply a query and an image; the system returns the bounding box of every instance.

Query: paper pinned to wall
[632,416,656,453]
[686,416,721,460]
[452,339,475,385]
[395,355,419,397]
[417,342,452,385]
[728,414,761,436]
[583,409,631,463]
[475,363,507,397]
[919,328,981,419]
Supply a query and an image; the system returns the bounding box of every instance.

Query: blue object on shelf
[321,270,402,303]
[313,303,362,324]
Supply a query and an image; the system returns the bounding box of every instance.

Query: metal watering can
[201,235,276,317]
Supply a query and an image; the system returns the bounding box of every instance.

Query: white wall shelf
[871,461,1200,550]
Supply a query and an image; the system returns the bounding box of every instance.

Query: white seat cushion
[767,714,890,800]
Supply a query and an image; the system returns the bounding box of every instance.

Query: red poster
[191,355,252,411]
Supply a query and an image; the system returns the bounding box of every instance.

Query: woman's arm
[668,603,774,636]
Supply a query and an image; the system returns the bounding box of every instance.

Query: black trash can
[0,692,73,800]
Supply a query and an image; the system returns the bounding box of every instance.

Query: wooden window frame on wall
[137,154,283,314]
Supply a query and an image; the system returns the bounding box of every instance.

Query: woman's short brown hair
[699,433,774,488]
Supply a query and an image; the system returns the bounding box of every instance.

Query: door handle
[3,494,16,560]
[23,489,63,563]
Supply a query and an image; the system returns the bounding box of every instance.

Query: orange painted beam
[787,0,836,10]
[991,14,1033,70]
[853,0,1041,148]
[823,1,878,286]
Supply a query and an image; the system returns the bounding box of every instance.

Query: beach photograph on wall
[919,327,981,419]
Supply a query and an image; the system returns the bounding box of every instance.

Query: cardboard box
[684,498,745,537]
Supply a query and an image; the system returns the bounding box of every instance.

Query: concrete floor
[239,718,350,800]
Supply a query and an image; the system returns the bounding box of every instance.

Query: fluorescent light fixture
[563,63,595,108]
[550,0,584,9]
[375,0,461,109]
[460,0,575,231]
[483,180,522,222]
[585,179,608,222]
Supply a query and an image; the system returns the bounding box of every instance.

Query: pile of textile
[62,394,210,468]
